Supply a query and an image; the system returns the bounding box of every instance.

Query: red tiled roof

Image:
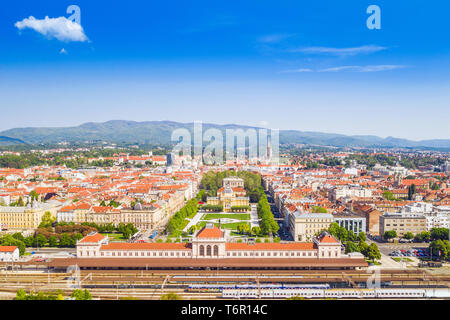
[319,235,339,243]
[225,243,316,251]
[0,246,18,252]
[100,243,190,251]
[196,226,224,238]
[79,233,105,243]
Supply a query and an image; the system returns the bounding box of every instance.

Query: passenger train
[187,284,330,293]
[221,287,450,299]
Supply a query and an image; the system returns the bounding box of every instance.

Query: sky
[0,0,449,140]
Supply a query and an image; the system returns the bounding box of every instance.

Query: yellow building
[289,211,334,242]
[206,183,250,212]
[0,202,60,231]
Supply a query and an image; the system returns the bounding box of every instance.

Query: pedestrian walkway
[249,205,259,229]
[183,210,205,232]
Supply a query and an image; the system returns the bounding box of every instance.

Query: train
[222,287,450,299]
[187,284,330,292]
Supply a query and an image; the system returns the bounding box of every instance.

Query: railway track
[0,268,448,300]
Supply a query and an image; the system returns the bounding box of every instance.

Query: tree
[414,231,431,242]
[71,289,92,300]
[358,241,369,256]
[382,191,396,201]
[408,184,416,200]
[366,243,381,262]
[160,292,182,300]
[48,235,59,247]
[188,225,196,235]
[383,230,397,241]
[29,190,39,202]
[39,211,55,228]
[403,232,414,240]
[357,232,367,242]
[17,197,25,206]
[429,240,450,260]
[15,289,27,300]
[34,234,47,247]
[430,228,449,241]
[12,232,25,242]
[252,226,261,237]
[59,234,72,247]
[345,241,359,254]
[312,206,327,213]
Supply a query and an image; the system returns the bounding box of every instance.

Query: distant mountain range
[0,120,449,149]
[0,135,27,146]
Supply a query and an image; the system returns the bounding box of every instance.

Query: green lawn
[100,232,125,241]
[392,257,414,262]
[196,221,250,231]
[202,213,250,220]
[365,259,381,265]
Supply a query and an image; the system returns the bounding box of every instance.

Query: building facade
[379,213,427,237]
[77,224,346,260]
[289,211,334,242]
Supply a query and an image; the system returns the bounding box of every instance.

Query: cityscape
[0,0,449,308]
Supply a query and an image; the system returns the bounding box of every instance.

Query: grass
[392,257,414,262]
[365,259,381,265]
[196,221,251,231]
[202,213,250,220]
[100,232,125,241]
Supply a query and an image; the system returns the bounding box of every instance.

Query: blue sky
[0,0,449,140]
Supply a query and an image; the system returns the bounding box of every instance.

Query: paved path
[183,210,205,232]
[249,205,259,229]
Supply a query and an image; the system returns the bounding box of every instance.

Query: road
[25,248,76,254]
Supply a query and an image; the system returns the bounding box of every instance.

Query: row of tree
[15,289,92,300]
[383,228,449,242]
[200,204,223,212]
[257,193,279,236]
[325,223,381,262]
[166,198,199,234]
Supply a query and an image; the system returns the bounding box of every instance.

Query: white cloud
[15,16,88,42]
[279,68,313,73]
[319,65,408,72]
[257,33,297,44]
[290,45,387,56]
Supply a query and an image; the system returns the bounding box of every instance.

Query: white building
[76,225,345,260]
[0,246,20,262]
[425,213,450,230]
[343,168,358,176]
[329,186,373,202]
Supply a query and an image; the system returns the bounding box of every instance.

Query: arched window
[206,245,212,256]
[199,245,204,256]
[214,245,219,256]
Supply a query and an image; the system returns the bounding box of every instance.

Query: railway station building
[66,224,367,270]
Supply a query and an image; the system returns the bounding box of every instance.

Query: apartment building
[329,186,373,202]
[379,213,427,237]
[289,211,334,242]
[0,202,60,230]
